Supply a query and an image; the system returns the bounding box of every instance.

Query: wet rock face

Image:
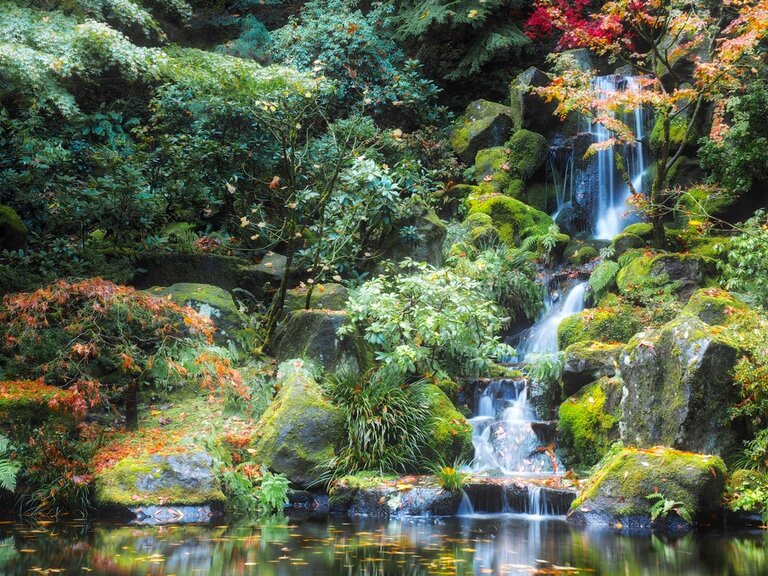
[135,452,220,494]
[329,484,462,518]
[619,316,742,455]
[568,446,727,532]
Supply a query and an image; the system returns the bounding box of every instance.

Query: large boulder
[562,341,623,395]
[423,384,474,463]
[558,377,622,469]
[506,129,548,181]
[0,205,28,251]
[568,446,727,531]
[272,310,370,375]
[251,363,344,488]
[95,450,225,509]
[146,283,248,345]
[282,283,349,314]
[380,201,447,267]
[450,100,515,164]
[609,232,645,259]
[132,252,286,298]
[466,194,552,246]
[619,315,742,455]
[617,253,717,302]
[509,67,559,133]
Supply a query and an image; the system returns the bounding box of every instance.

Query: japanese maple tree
[526,0,768,247]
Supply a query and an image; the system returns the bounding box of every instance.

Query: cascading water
[467,282,588,484]
[589,76,649,239]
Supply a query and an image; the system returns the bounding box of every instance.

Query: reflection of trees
[0,517,767,574]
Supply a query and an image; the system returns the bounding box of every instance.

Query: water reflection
[0,514,766,575]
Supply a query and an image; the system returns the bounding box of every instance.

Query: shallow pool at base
[0,514,766,575]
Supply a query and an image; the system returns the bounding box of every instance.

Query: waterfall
[457,489,475,515]
[589,76,649,240]
[515,282,588,358]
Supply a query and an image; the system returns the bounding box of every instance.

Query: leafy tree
[526,0,768,247]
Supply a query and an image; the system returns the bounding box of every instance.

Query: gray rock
[562,341,623,396]
[272,310,370,375]
[380,201,447,267]
[619,316,742,455]
[509,67,559,133]
[450,100,515,164]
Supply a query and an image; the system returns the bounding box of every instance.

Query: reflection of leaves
[0,537,17,569]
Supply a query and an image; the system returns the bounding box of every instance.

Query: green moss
[467,194,552,246]
[450,100,514,162]
[558,306,643,349]
[571,446,727,517]
[609,233,645,259]
[0,380,74,424]
[558,377,621,469]
[681,288,750,327]
[94,452,226,507]
[423,384,473,464]
[690,236,731,262]
[525,181,557,212]
[622,223,653,240]
[649,115,697,155]
[506,129,548,181]
[0,205,28,251]
[475,147,513,193]
[334,472,398,491]
[570,245,598,265]
[506,178,526,199]
[616,255,653,292]
[283,283,349,312]
[676,186,738,222]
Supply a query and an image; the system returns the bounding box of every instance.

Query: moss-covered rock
[467,194,552,246]
[450,100,515,164]
[619,315,742,455]
[622,222,653,240]
[562,341,624,395]
[272,310,371,376]
[283,283,349,313]
[617,253,717,302]
[147,283,247,344]
[676,186,738,223]
[682,288,750,327]
[95,450,225,508]
[475,147,513,193]
[609,233,645,259]
[558,377,622,469]
[380,200,447,267]
[649,115,699,156]
[558,306,643,350]
[569,245,599,265]
[251,364,344,487]
[423,384,473,464]
[568,446,727,530]
[0,205,28,251]
[506,129,548,181]
[133,252,285,298]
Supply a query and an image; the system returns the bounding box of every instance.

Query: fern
[589,260,620,301]
[0,435,19,493]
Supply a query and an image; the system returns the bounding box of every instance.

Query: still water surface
[0,513,766,575]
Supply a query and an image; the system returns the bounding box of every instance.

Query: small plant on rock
[646,492,692,524]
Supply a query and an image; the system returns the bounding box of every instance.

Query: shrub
[718,210,768,308]
[341,260,513,377]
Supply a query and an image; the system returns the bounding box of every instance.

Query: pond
[0,513,766,575]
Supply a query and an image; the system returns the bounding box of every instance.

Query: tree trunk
[125,380,138,431]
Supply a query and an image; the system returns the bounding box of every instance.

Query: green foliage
[726,470,768,523]
[701,82,768,196]
[430,461,469,491]
[322,367,432,478]
[221,465,290,516]
[0,435,19,492]
[718,210,768,308]
[645,492,692,524]
[341,260,514,377]
[270,0,440,124]
[385,0,531,81]
[589,260,620,301]
[447,245,541,323]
